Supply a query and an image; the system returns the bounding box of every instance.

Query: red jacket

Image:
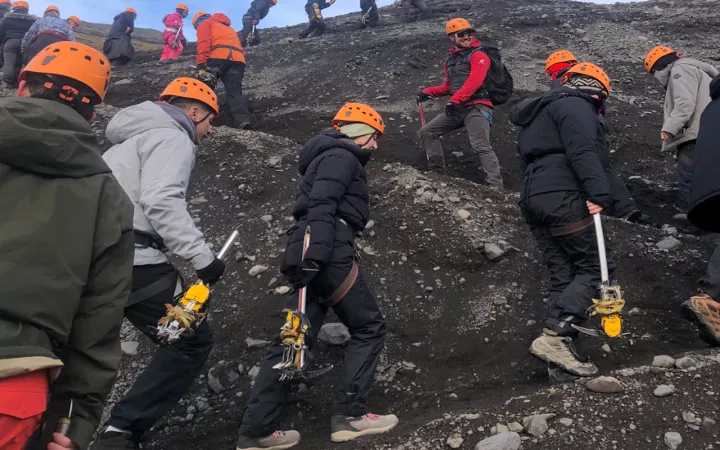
[196,13,245,65]
[423,37,492,108]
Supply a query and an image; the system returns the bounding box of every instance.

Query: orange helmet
[176,3,189,11]
[11,1,28,10]
[545,50,577,72]
[332,103,385,136]
[125,7,137,15]
[0,0,10,4]
[67,15,81,26]
[445,18,473,35]
[159,77,219,115]
[192,11,210,28]
[644,45,676,72]
[562,62,612,96]
[44,5,59,14]
[20,41,111,103]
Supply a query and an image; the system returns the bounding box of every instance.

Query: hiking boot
[624,210,657,227]
[330,413,399,442]
[529,333,598,377]
[427,155,445,173]
[682,294,720,346]
[90,430,140,450]
[235,430,300,450]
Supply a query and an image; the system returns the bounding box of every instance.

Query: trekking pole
[418,102,426,127]
[297,227,311,369]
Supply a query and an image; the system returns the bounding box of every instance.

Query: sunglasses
[454,30,473,38]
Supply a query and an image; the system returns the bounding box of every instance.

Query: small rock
[675,356,697,369]
[654,384,676,397]
[526,319,536,326]
[682,412,697,424]
[207,362,240,394]
[446,435,464,449]
[260,214,273,222]
[237,364,245,374]
[318,323,351,346]
[507,421,524,433]
[247,365,260,380]
[365,220,375,229]
[245,338,271,349]
[448,196,461,203]
[586,376,624,394]
[249,265,268,276]
[653,355,676,368]
[121,341,139,356]
[267,157,281,167]
[197,400,210,412]
[274,286,291,295]
[234,251,246,262]
[474,432,521,450]
[702,417,716,428]
[189,196,208,205]
[656,236,682,251]
[458,209,471,220]
[483,243,505,261]
[114,78,132,85]
[664,431,682,449]
[490,423,509,435]
[601,343,612,353]
[187,405,197,415]
[522,414,555,437]
[559,418,573,427]
[449,393,459,400]
[451,151,464,157]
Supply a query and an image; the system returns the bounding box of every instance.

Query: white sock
[105,425,131,434]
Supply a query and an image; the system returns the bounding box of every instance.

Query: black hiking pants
[238,265,386,437]
[607,170,639,219]
[521,191,616,338]
[359,0,379,28]
[2,38,21,87]
[240,15,261,47]
[298,4,326,38]
[107,263,214,433]
[23,34,67,65]
[209,59,252,128]
[699,241,720,300]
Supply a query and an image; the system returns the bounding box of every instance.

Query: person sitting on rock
[240,0,276,47]
[417,18,503,188]
[683,72,720,347]
[644,45,719,210]
[91,78,225,450]
[0,41,133,450]
[359,0,378,28]
[545,49,655,227]
[298,0,334,39]
[509,62,615,377]
[21,5,76,65]
[236,103,397,450]
[193,11,252,129]
[160,3,188,61]
[103,7,136,67]
[0,1,36,87]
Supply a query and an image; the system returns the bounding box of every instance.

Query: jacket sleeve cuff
[661,121,682,137]
[191,246,216,271]
[67,415,96,449]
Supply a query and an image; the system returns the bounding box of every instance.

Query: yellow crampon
[156,283,211,344]
[587,284,625,338]
[273,310,311,380]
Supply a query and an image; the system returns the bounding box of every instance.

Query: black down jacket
[509,88,612,209]
[108,11,135,37]
[0,12,36,47]
[245,0,274,20]
[688,75,720,231]
[283,131,370,272]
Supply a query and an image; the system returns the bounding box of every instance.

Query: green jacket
[0,97,134,448]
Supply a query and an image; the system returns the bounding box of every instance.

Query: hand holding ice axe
[416,91,432,127]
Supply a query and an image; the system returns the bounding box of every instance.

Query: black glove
[285,260,321,289]
[445,101,461,118]
[416,91,430,104]
[197,258,226,285]
[196,63,206,71]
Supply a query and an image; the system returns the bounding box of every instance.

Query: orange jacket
[196,13,245,65]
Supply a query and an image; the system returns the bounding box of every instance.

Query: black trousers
[2,38,21,87]
[208,59,252,127]
[699,241,720,300]
[298,4,326,38]
[107,264,214,433]
[23,34,66,65]
[238,266,386,437]
[359,0,379,27]
[521,191,616,338]
[607,170,638,218]
[240,15,261,47]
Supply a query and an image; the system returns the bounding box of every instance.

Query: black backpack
[477,45,514,105]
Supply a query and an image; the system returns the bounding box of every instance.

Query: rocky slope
[10,0,720,448]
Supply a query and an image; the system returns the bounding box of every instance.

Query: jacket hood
[106,101,196,145]
[208,13,231,26]
[298,130,370,175]
[449,37,481,55]
[509,88,598,127]
[4,12,35,20]
[0,97,109,178]
[656,58,720,88]
[711,74,720,100]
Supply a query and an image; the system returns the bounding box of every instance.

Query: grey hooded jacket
[21,15,75,52]
[655,58,719,151]
[103,101,215,270]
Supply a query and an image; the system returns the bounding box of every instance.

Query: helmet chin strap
[192,110,214,126]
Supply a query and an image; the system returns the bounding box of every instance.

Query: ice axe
[418,102,426,127]
[361,5,374,24]
[573,214,626,338]
[171,25,182,49]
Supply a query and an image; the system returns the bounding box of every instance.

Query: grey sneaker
[529,333,598,377]
[330,413,399,442]
[236,430,300,450]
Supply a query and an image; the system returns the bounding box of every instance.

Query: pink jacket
[162,12,185,41]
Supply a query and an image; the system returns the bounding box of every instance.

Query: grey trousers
[418,104,503,188]
[676,142,695,211]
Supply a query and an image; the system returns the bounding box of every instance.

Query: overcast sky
[33,0,643,41]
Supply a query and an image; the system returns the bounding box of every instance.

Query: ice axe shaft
[297,227,311,369]
[594,214,609,284]
[418,102,426,127]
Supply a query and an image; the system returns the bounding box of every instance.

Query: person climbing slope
[0,1,36,87]
[359,0,378,28]
[644,45,719,210]
[236,103,397,450]
[103,7,136,66]
[194,11,252,129]
[21,5,76,65]
[92,78,225,450]
[298,0,334,39]
[240,0,276,47]
[160,3,188,61]
[0,41,133,450]
[509,62,616,377]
